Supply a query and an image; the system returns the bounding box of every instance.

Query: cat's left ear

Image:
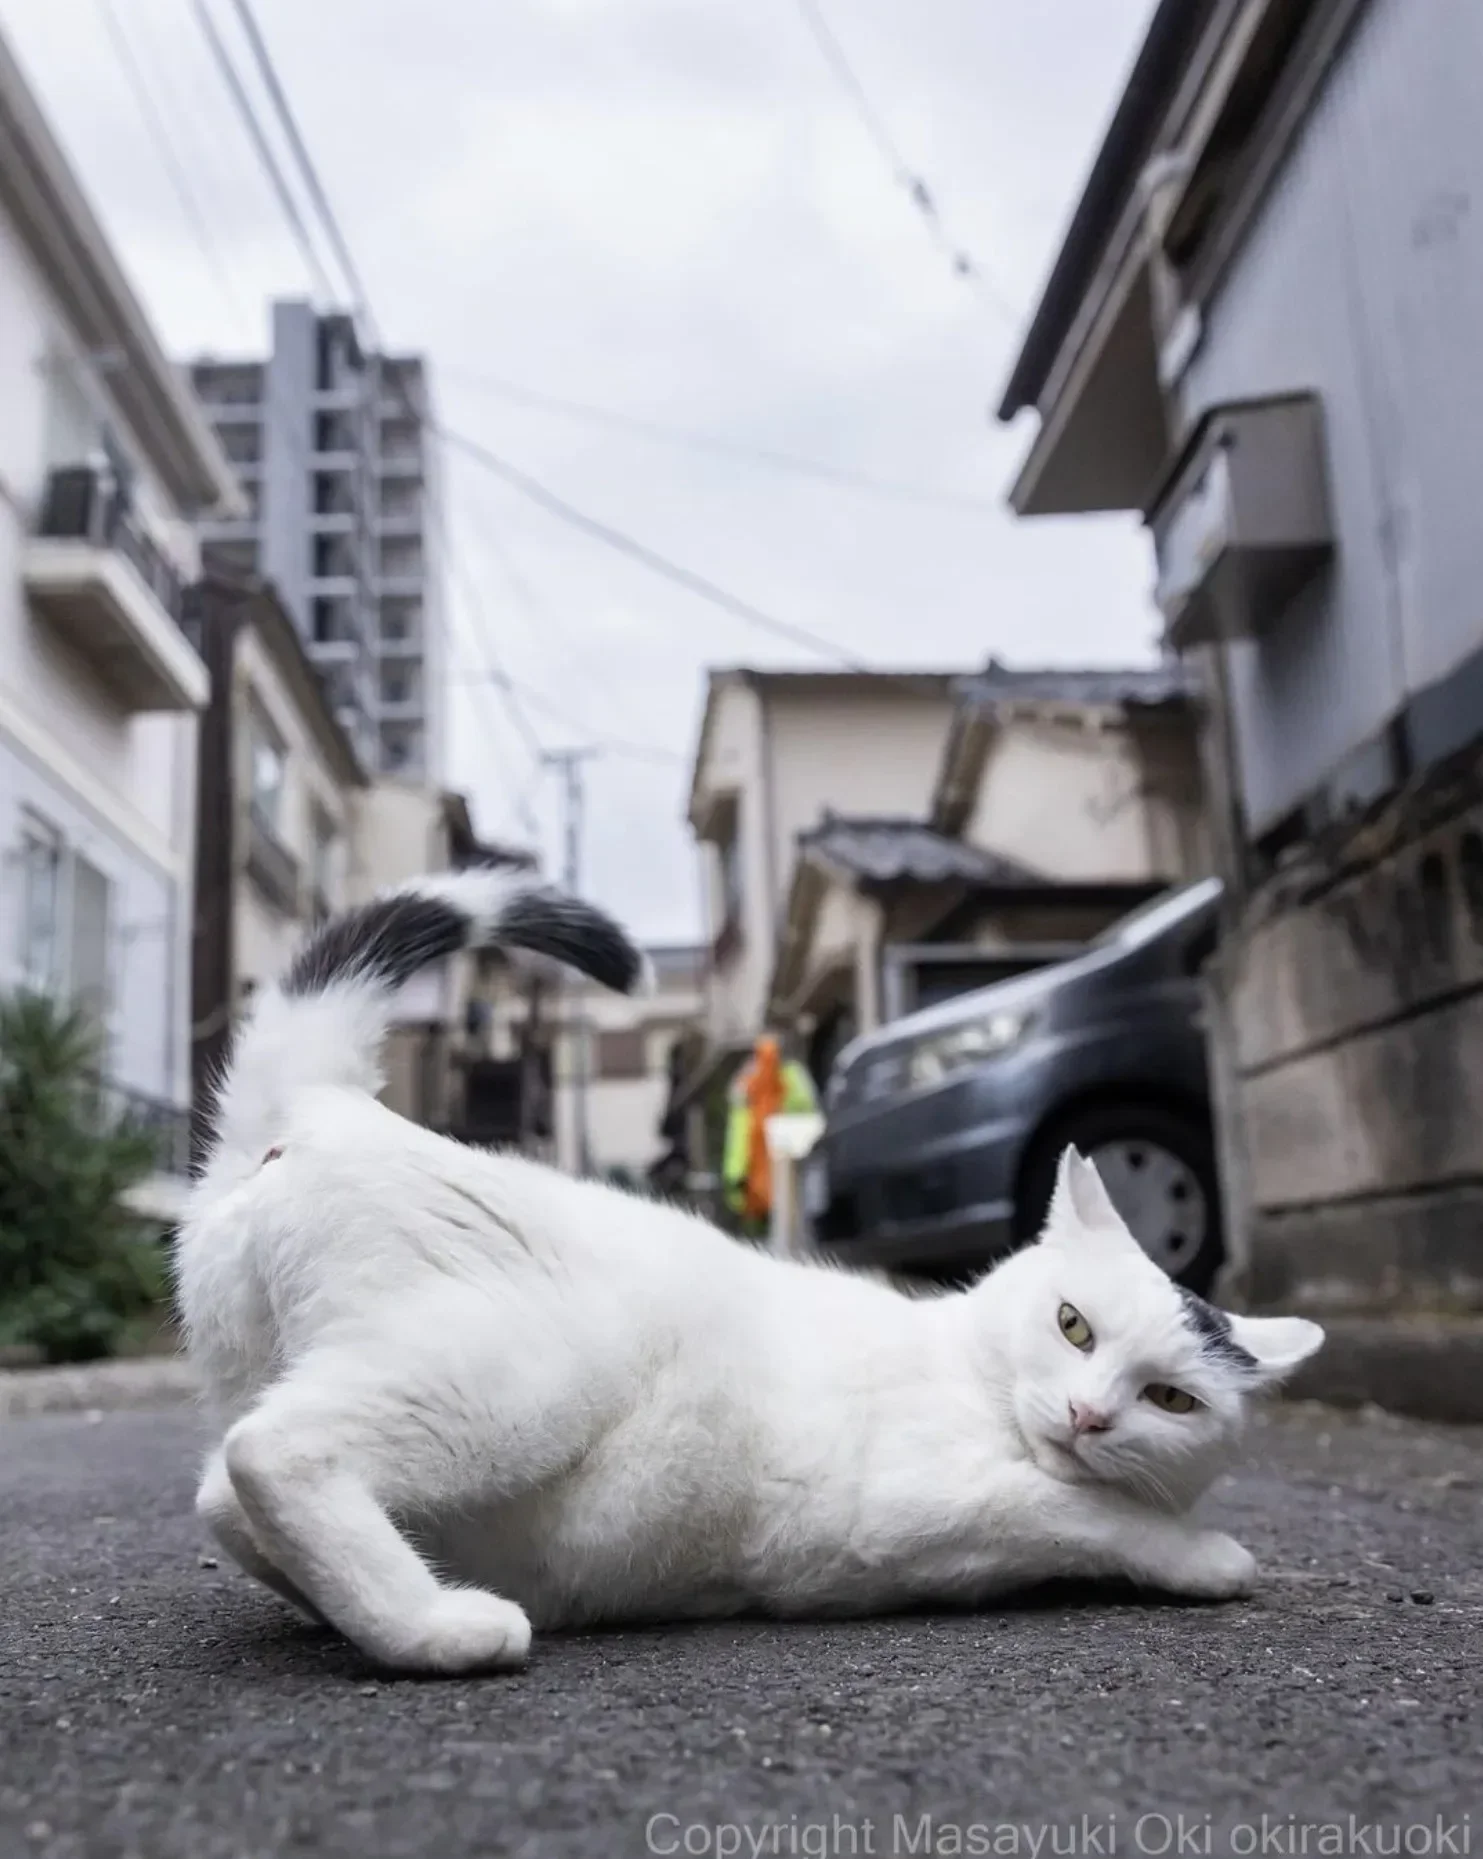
[1226,1313,1326,1382]
[1044,1146,1134,1244]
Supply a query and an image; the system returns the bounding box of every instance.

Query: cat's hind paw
[378,1590,533,1675]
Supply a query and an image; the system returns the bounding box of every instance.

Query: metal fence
[84,1075,193,1179]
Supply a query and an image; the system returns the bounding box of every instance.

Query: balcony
[374,507,422,537]
[377,449,423,481]
[24,466,209,713]
[85,1074,193,1227]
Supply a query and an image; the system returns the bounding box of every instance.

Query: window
[248,706,286,835]
[596,1028,648,1081]
[16,814,63,988]
[69,854,111,1027]
[380,599,417,642]
[11,819,113,1027]
[309,810,342,916]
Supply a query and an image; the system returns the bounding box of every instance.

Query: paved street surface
[2,1403,1479,1859]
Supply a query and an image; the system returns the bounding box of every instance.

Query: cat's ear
[1044,1146,1130,1242]
[1226,1313,1326,1382]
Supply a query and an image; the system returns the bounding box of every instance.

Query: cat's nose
[1068,1400,1112,1436]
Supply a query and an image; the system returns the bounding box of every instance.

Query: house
[185,571,368,1160]
[996,0,1483,1411]
[676,659,1209,1194]
[687,668,961,1053]
[350,783,537,1136]
[548,943,704,1181]
[185,569,533,1156]
[766,662,1208,1081]
[0,23,240,1218]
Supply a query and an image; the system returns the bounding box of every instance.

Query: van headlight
[905,1007,1037,1089]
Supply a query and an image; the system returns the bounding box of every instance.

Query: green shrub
[0,991,165,1362]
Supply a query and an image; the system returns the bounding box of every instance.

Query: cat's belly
[412,1410,765,1629]
[409,1450,992,1630]
[418,1479,754,1629]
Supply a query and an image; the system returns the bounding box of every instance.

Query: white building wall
[966,721,1166,880]
[699,681,954,1046]
[550,956,702,1176]
[0,198,199,1108]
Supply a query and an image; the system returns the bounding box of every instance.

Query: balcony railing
[84,1073,193,1179]
[38,465,185,622]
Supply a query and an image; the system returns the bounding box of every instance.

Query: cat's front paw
[1173,1531,1258,1602]
[380,1591,533,1675]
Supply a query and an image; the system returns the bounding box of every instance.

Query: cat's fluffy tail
[199,871,644,1190]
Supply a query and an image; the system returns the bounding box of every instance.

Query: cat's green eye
[1057,1302,1094,1351]
[1143,1382,1200,1415]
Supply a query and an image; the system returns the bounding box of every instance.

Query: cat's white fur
[176,872,1324,1675]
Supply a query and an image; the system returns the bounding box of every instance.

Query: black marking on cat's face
[1176,1284,1258,1373]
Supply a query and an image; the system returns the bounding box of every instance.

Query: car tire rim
[1086,1138,1207,1275]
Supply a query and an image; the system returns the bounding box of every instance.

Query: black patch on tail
[283,894,469,998]
[1177,1284,1258,1373]
[495,888,643,994]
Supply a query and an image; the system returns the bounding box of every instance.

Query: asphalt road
[2,1402,1479,1859]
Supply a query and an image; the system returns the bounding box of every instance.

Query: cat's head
[996,1147,1323,1510]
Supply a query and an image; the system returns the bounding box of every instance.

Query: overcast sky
[4,0,1160,942]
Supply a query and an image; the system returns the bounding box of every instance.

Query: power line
[222,0,374,327]
[436,498,548,838]
[442,366,998,514]
[95,0,249,330]
[438,425,866,669]
[794,0,1022,326]
[189,0,338,302]
[193,0,550,842]
[450,669,686,767]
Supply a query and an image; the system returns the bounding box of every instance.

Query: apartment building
[0,22,240,1213]
[190,300,444,784]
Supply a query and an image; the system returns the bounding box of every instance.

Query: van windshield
[1091,877,1223,951]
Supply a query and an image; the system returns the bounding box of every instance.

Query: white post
[764,1112,826,1257]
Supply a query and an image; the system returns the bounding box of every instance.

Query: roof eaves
[996,0,1217,421]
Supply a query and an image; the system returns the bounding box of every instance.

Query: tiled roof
[960,658,1194,710]
[801,816,1043,888]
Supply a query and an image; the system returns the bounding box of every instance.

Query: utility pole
[541,747,602,1175]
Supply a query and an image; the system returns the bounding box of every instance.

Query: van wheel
[1015,1103,1223,1295]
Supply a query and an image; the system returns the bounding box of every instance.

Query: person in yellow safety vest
[722,1032,819,1232]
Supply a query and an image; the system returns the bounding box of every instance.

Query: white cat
[176,871,1324,1676]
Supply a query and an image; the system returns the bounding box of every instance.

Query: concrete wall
[1216,758,1483,1320]
[0,190,200,1108]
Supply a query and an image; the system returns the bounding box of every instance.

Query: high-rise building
[190,300,444,782]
